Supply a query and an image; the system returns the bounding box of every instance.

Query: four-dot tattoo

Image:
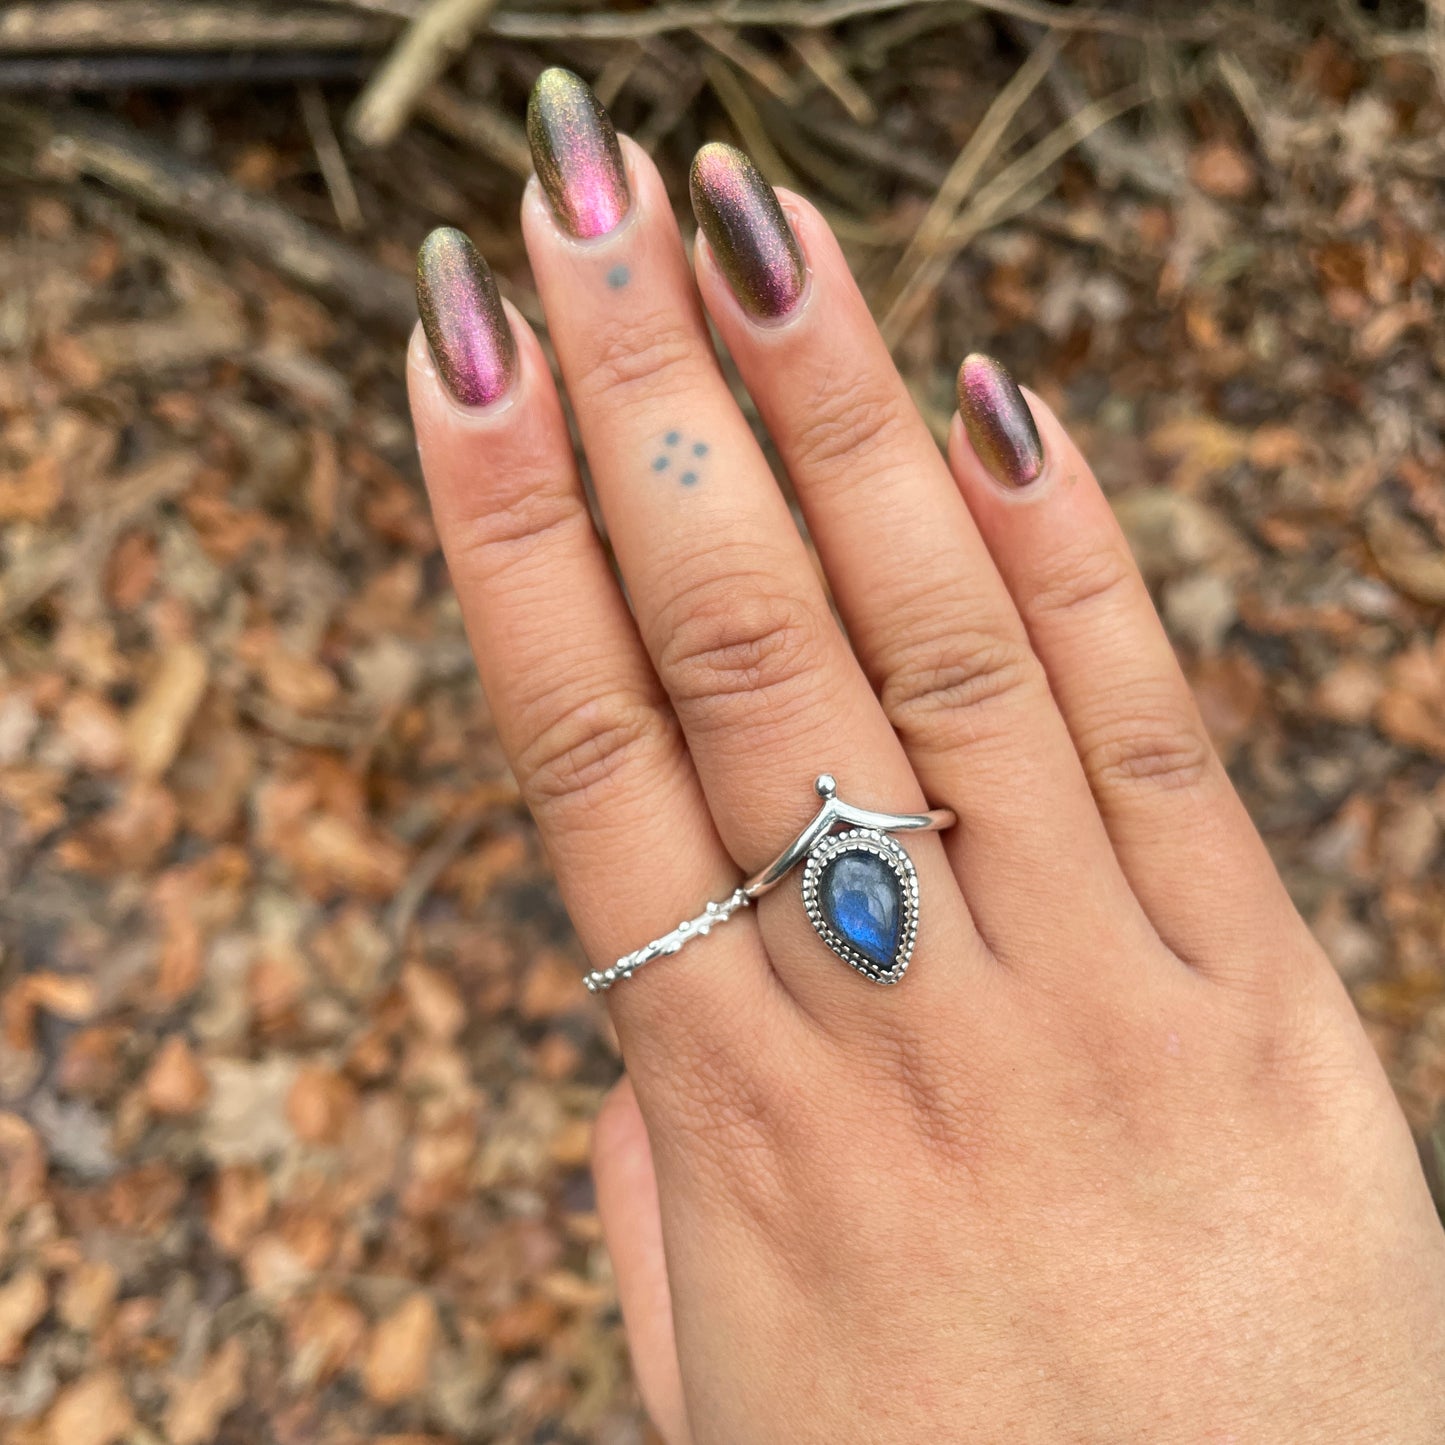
[652,430,710,486]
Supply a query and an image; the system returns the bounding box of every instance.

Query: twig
[488,0,1224,42]
[878,29,1065,322]
[349,0,500,149]
[702,56,799,188]
[300,83,365,232]
[881,82,1149,346]
[0,2,392,51]
[762,101,886,210]
[787,31,876,125]
[787,105,949,190]
[960,82,1149,230]
[416,83,532,177]
[1034,36,1182,197]
[1426,0,1445,109]
[0,52,373,91]
[591,45,647,110]
[383,807,493,953]
[0,455,197,626]
[698,27,800,104]
[5,103,416,331]
[237,693,373,749]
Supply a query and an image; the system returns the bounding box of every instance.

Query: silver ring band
[584,774,955,992]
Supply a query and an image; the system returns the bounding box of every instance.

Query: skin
[407,107,1445,1442]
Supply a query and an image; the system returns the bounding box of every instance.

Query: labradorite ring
[583,775,955,992]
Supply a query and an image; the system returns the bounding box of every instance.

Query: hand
[407,69,1445,1444]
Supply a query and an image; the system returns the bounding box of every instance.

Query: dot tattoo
[653,430,708,487]
[607,264,630,289]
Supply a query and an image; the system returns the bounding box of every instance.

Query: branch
[349,0,501,149]
[4,104,415,331]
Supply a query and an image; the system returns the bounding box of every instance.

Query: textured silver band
[583,774,955,993]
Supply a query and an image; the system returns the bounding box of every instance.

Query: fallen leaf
[361,1293,438,1405]
[0,1268,47,1364]
[144,1035,211,1117]
[164,1336,247,1445]
[46,1368,133,1445]
[127,642,210,781]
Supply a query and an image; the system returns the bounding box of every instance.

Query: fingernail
[416,228,518,408]
[689,142,804,320]
[527,67,630,239]
[956,354,1044,488]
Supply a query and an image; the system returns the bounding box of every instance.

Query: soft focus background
[0,1,1443,1441]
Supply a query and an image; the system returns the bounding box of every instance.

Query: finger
[949,357,1300,975]
[689,163,1151,973]
[522,77,977,1020]
[408,228,785,1065]
[593,1077,691,1445]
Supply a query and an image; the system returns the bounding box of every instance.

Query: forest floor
[1,3,1443,1442]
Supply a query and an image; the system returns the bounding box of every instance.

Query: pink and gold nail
[416,227,517,408]
[527,68,630,240]
[956,354,1044,489]
[689,142,805,320]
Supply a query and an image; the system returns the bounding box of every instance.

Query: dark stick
[0,52,374,92]
[0,2,393,52]
[4,103,416,332]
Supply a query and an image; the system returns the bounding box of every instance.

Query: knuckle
[1023,539,1136,620]
[514,689,675,814]
[655,572,820,736]
[867,1025,999,1186]
[446,483,589,575]
[789,371,914,477]
[1079,703,1215,795]
[574,311,701,411]
[880,618,1040,753]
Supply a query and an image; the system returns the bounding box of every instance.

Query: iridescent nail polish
[689,142,805,320]
[416,227,517,408]
[527,67,630,239]
[956,354,1044,488]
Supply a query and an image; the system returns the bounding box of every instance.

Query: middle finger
[522,72,980,1022]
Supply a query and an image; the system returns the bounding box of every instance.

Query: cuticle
[751,261,814,330]
[425,335,524,422]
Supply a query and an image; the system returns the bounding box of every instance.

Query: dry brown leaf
[288,1289,366,1389]
[145,1035,211,1117]
[362,1293,439,1405]
[0,1268,47,1365]
[286,1064,358,1145]
[1188,139,1257,199]
[127,642,210,781]
[0,455,63,523]
[1366,500,1445,606]
[57,1259,119,1334]
[46,1368,134,1445]
[164,1336,247,1445]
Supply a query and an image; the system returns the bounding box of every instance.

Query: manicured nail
[416,227,517,408]
[527,68,630,239]
[689,142,805,320]
[956,354,1044,488]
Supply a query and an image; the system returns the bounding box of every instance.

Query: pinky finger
[948,356,1302,981]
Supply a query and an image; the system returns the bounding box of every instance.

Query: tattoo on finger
[652,431,709,486]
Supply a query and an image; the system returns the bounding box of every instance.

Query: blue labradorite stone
[818,850,901,968]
